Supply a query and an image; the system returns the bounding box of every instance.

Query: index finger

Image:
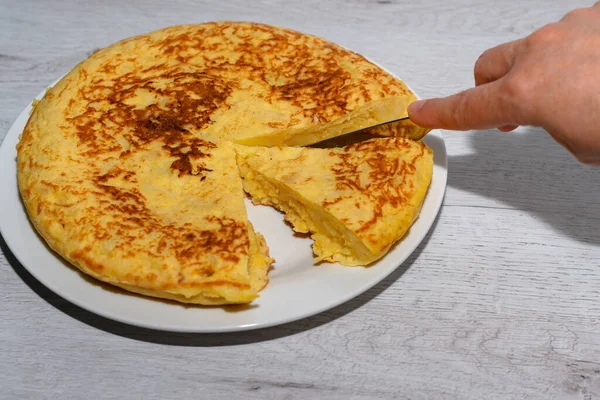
[408,79,520,131]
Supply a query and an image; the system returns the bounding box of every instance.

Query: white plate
[0,76,447,333]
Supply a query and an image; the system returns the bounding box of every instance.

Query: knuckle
[526,23,561,47]
[501,74,530,101]
[500,74,536,124]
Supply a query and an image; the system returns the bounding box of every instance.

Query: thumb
[408,80,517,131]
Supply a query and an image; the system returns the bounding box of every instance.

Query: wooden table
[2,1,599,398]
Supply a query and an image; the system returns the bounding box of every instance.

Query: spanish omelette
[17,21,431,304]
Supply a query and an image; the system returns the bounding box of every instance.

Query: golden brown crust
[72,22,422,144]
[324,138,430,234]
[18,85,261,304]
[17,21,425,303]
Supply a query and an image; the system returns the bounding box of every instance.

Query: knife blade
[310,116,410,148]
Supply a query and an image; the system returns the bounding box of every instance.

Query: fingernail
[408,100,426,116]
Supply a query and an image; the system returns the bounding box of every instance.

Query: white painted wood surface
[2,0,600,398]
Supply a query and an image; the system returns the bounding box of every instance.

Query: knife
[310,116,411,148]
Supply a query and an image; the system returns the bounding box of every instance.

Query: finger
[474,39,521,86]
[408,80,515,131]
[498,125,519,132]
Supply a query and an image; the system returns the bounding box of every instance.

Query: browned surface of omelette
[16,21,430,304]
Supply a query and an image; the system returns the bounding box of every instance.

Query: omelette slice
[235,138,433,266]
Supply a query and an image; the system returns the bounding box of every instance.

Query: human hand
[408,2,600,164]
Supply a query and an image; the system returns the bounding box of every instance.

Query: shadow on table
[2,214,439,347]
[447,126,600,246]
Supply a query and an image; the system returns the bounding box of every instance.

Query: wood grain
[2,0,600,399]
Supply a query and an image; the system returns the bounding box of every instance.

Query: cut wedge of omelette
[235,138,434,266]
[16,21,432,305]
